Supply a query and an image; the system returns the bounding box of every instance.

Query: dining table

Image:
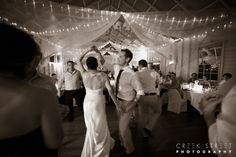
[182,83,210,114]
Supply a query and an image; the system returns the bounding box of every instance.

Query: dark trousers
[64,88,85,114]
[160,88,168,97]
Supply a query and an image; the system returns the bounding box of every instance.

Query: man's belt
[117,97,125,101]
[144,93,156,96]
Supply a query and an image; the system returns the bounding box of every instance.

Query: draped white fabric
[0,0,121,56]
[122,11,232,57]
[0,0,233,58]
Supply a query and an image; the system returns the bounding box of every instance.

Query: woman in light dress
[77,46,122,157]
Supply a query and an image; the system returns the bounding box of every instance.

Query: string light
[184,21,233,40]
[49,1,53,12]
[199,18,202,23]
[171,17,175,25]
[67,4,71,15]
[32,0,36,8]
[17,0,229,27]
[0,16,110,36]
[192,17,196,23]
[183,18,187,26]
[126,12,228,26]
[1,1,233,50]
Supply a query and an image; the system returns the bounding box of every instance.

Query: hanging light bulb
[192,17,196,23]
[212,17,215,22]
[32,0,36,8]
[171,17,175,25]
[183,18,187,26]
[49,1,53,12]
[199,18,202,23]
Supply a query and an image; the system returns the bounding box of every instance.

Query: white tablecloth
[184,90,204,114]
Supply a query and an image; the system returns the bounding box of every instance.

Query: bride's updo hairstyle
[86,57,98,70]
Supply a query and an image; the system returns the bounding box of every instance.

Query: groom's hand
[125,101,137,113]
[116,105,124,114]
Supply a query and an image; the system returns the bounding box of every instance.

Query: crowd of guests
[0,22,236,157]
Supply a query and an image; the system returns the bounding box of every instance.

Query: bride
[77,46,122,157]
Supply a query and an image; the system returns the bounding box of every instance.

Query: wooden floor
[58,102,218,157]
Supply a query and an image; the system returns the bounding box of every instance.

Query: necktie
[115,69,124,98]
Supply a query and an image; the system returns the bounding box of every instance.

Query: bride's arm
[93,46,105,66]
[104,74,123,113]
[77,49,92,73]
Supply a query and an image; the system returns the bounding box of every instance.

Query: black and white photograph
[0,0,236,156]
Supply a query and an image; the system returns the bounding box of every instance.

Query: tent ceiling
[0,0,235,57]
[51,0,236,15]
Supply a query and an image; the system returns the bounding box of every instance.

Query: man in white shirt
[116,49,144,155]
[60,61,84,122]
[137,60,162,139]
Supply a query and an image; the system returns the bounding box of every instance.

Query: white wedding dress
[81,72,114,157]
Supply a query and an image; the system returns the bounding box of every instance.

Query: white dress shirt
[137,67,158,94]
[63,70,83,90]
[116,66,144,101]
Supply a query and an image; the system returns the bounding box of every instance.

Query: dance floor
[58,102,218,157]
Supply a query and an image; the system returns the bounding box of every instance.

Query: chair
[167,89,187,114]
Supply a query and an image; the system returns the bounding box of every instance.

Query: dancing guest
[59,61,85,122]
[116,49,144,155]
[78,46,122,157]
[0,23,63,157]
[137,60,162,139]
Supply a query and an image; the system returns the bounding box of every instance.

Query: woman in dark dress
[0,23,63,157]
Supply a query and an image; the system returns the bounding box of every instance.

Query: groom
[115,49,144,155]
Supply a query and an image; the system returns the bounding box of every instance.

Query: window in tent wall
[198,42,224,81]
[49,54,63,77]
